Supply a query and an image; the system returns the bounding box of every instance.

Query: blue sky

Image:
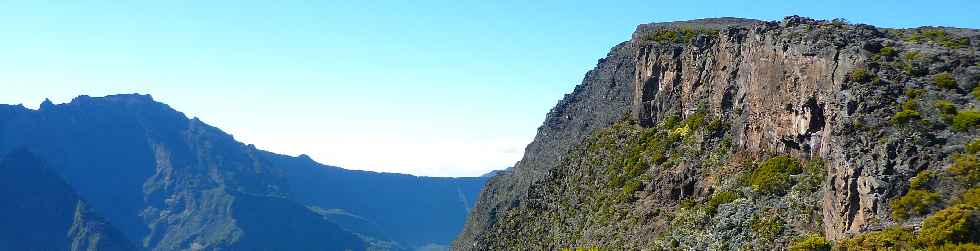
[1,1,977,177]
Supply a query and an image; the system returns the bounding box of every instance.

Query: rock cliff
[456,16,980,249]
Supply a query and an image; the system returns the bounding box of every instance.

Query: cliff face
[457,16,980,249]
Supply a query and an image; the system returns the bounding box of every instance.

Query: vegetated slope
[0,94,487,250]
[0,150,135,251]
[456,16,980,250]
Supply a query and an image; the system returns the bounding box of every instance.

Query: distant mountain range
[0,94,488,250]
[479,166,512,178]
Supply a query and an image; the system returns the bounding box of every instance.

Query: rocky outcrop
[457,16,980,249]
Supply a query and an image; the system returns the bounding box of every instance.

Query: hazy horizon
[3,0,978,177]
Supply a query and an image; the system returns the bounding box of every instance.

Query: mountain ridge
[456,15,980,249]
[0,93,488,250]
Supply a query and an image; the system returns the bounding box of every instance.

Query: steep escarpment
[457,16,980,249]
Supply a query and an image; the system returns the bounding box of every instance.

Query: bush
[926,243,980,250]
[847,68,874,83]
[751,213,785,240]
[839,227,917,250]
[878,47,898,58]
[646,29,679,43]
[972,86,980,99]
[622,179,642,197]
[892,110,922,124]
[967,139,980,154]
[949,154,979,184]
[935,100,958,115]
[893,99,922,124]
[934,72,958,89]
[909,170,933,189]
[890,189,941,220]
[789,234,832,251]
[750,156,802,194]
[960,188,980,207]
[642,28,717,44]
[951,111,980,131]
[706,190,739,215]
[906,88,927,99]
[917,205,979,246]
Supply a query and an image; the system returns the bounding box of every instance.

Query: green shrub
[910,170,933,189]
[751,213,785,240]
[893,99,922,124]
[789,234,832,251]
[750,156,802,194]
[906,88,927,99]
[878,47,898,58]
[622,179,642,197]
[706,190,739,215]
[917,205,979,246]
[926,243,980,250]
[936,100,958,115]
[972,85,980,99]
[891,189,941,220]
[641,28,719,44]
[838,227,916,250]
[961,188,980,206]
[951,111,980,131]
[847,68,874,83]
[684,111,706,131]
[892,110,922,124]
[967,139,980,154]
[934,72,958,89]
[647,29,679,43]
[950,154,980,183]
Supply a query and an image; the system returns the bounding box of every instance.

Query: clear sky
[1,1,977,177]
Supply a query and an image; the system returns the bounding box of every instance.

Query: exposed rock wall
[457,16,980,249]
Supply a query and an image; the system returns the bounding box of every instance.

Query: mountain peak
[39,98,55,110]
